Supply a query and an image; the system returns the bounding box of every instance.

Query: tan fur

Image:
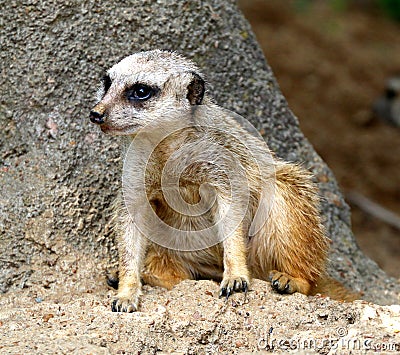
[90,50,357,312]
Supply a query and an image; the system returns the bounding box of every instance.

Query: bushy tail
[312,276,360,302]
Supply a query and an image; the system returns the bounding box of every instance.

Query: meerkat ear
[186,72,205,105]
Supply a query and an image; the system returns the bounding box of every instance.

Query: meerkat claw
[272,280,290,294]
[111,300,136,313]
[111,295,138,313]
[219,276,249,300]
[226,287,233,300]
[111,299,120,312]
[242,280,248,293]
[219,286,234,300]
[269,270,302,294]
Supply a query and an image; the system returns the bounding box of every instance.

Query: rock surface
[0,0,399,353]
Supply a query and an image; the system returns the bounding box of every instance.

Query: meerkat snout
[90,102,108,125]
[89,109,105,124]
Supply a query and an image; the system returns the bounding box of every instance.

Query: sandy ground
[0,256,399,354]
[239,0,400,279]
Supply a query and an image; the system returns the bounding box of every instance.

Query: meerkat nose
[89,110,105,124]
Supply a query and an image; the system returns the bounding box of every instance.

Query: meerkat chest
[148,182,216,230]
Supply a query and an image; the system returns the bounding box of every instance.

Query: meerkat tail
[311,276,360,302]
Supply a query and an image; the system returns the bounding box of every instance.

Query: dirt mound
[1,278,399,354]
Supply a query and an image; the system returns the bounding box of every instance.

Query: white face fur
[91,50,205,135]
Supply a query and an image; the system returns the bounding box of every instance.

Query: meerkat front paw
[269,270,312,295]
[111,289,141,313]
[219,275,249,299]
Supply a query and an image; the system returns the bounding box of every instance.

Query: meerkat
[90,50,356,312]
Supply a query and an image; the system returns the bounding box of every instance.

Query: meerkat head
[89,50,205,135]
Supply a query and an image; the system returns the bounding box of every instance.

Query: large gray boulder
[0,0,398,306]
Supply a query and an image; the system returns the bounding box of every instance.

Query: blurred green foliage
[378,0,400,21]
[292,0,400,22]
[292,0,349,12]
[292,0,311,12]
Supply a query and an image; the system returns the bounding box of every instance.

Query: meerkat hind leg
[269,270,312,295]
[141,247,191,290]
[259,162,328,298]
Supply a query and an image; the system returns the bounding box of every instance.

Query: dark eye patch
[103,74,112,94]
[125,83,158,103]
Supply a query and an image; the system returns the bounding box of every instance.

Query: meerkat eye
[126,84,156,102]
